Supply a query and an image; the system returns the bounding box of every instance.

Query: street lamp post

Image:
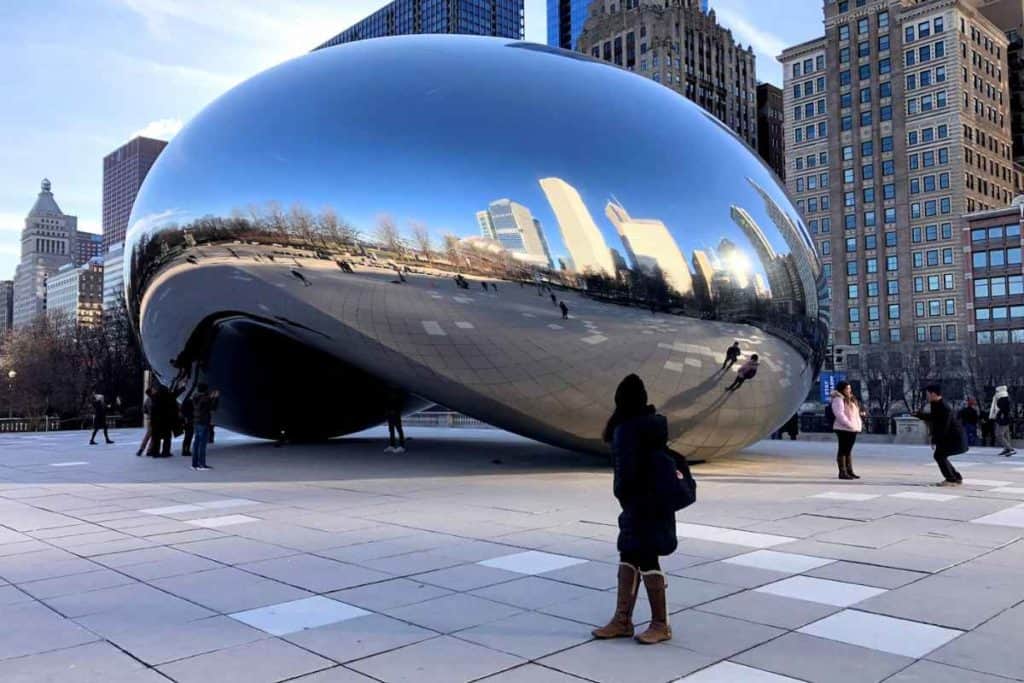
[6,370,15,419]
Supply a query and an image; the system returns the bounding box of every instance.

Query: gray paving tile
[928,629,1024,680]
[413,562,521,591]
[733,632,912,683]
[470,576,606,610]
[856,573,1024,630]
[696,589,841,629]
[240,554,392,592]
[349,635,525,683]
[803,561,926,589]
[175,536,299,564]
[883,659,1017,683]
[387,592,523,633]
[104,615,269,665]
[328,578,453,611]
[152,566,313,613]
[286,614,437,662]
[539,638,715,683]
[158,637,334,683]
[288,668,380,682]
[477,664,591,682]
[455,611,591,659]
[665,610,785,658]
[0,600,98,660]
[0,641,151,683]
[672,561,790,588]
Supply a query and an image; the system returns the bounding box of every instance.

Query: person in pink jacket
[830,381,863,480]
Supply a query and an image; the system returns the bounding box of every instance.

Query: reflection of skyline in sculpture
[692,249,715,303]
[476,198,553,268]
[746,177,820,319]
[605,198,694,296]
[716,238,750,290]
[538,177,615,277]
[730,204,802,313]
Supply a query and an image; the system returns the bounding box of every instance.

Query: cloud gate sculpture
[125,36,829,460]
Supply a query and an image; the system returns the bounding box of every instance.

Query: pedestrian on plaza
[830,380,862,480]
[481,281,489,291]
[782,413,800,440]
[958,398,980,447]
[991,386,1016,456]
[724,354,759,391]
[148,385,176,457]
[191,384,217,470]
[135,387,154,456]
[89,392,114,445]
[180,391,195,458]
[560,301,569,320]
[384,388,406,453]
[722,341,741,370]
[917,384,968,486]
[980,410,995,447]
[550,292,557,306]
[594,374,677,645]
[491,282,498,293]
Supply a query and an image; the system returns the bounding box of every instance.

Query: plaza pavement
[1,427,1024,682]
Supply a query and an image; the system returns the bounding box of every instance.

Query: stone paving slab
[2,428,1024,682]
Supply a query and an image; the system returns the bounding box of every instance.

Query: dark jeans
[149,433,171,456]
[90,424,110,443]
[722,357,737,370]
[387,415,405,448]
[835,430,857,457]
[725,376,747,391]
[621,552,660,572]
[964,423,978,447]
[192,424,209,468]
[934,448,962,482]
[182,421,194,456]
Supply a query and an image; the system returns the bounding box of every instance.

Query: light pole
[6,370,15,419]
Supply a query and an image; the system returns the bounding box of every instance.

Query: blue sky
[0,0,822,279]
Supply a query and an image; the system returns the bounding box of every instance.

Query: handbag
[652,447,697,512]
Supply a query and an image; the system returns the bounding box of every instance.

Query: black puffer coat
[612,410,678,557]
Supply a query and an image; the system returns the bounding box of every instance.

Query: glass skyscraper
[316,0,524,50]
[547,0,592,50]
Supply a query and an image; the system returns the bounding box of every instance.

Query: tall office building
[757,83,787,179]
[102,136,167,252]
[12,179,76,329]
[780,0,1019,366]
[539,177,616,276]
[315,0,524,49]
[74,231,104,266]
[45,260,104,329]
[576,0,758,147]
[974,1,1024,167]
[102,244,125,316]
[604,198,693,294]
[0,280,12,338]
[964,201,1024,345]
[547,0,593,49]
[477,199,553,267]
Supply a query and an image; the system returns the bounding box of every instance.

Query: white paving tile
[889,492,960,502]
[676,523,795,549]
[990,487,1024,495]
[970,504,1024,528]
[455,321,474,329]
[199,499,259,510]
[799,609,963,658]
[140,504,204,515]
[676,661,804,682]
[547,324,563,330]
[479,551,586,575]
[664,361,684,373]
[186,515,260,529]
[723,550,834,574]
[49,462,89,467]
[452,296,474,304]
[810,492,881,502]
[685,358,702,368]
[581,335,607,345]
[230,596,369,636]
[756,576,887,607]
[421,321,446,336]
[963,479,1013,488]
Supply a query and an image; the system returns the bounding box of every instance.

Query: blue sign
[820,371,847,404]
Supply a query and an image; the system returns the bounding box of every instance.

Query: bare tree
[410,221,432,261]
[375,214,402,254]
[443,233,460,265]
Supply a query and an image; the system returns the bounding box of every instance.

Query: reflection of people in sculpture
[593,374,676,645]
[559,301,569,319]
[384,388,406,454]
[724,354,758,391]
[722,341,741,369]
[550,293,557,306]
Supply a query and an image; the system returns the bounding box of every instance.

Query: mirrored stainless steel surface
[126,35,829,458]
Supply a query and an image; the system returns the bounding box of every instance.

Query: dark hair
[197,382,209,392]
[602,374,649,443]
[835,380,851,393]
[750,353,759,361]
[925,384,942,396]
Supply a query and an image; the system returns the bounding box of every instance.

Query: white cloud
[713,5,788,58]
[132,117,183,140]
[77,217,102,234]
[0,212,25,233]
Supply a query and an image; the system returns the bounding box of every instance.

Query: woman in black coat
[593,374,677,645]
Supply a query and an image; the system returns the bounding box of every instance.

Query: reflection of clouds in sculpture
[125,35,828,460]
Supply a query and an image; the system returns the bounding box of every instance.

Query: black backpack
[824,403,836,429]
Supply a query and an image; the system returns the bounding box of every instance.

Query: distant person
[191,384,218,470]
[180,392,195,458]
[782,413,799,441]
[481,281,489,291]
[550,293,557,306]
[148,385,176,457]
[560,301,569,320]
[384,388,405,453]
[491,282,498,292]
[958,399,980,447]
[830,381,862,480]
[724,354,759,391]
[917,384,967,486]
[593,374,678,645]
[980,410,995,447]
[722,341,741,370]
[89,393,114,445]
[136,387,154,456]
[991,385,1016,456]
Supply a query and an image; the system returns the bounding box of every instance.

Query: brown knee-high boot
[593,563,639,638]
[844,454,860,479]
[837,455,852,479]
[636,570,672,644]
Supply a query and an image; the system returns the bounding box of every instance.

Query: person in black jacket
[147,385,176,457]
[593,374,677,645]
[722,341,741,369]
[88,392,114,445]
[916,384,967,486]
[958,399,979,447]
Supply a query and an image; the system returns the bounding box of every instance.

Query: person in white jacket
[990,385,1015,456]
[831,381,863,480]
